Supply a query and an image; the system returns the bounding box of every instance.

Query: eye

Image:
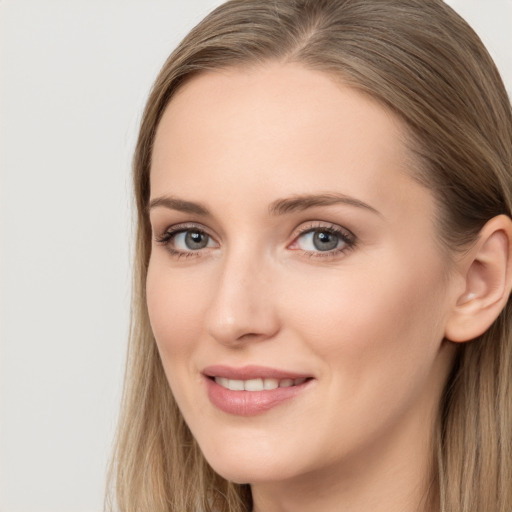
[154,224,218,257]
[289,224,355,257]
[173,230,214,251]
[297,230,342,251]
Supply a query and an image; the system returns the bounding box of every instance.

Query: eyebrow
[268,193,381,216]
[148,192,380,217]
[148,196,210,215]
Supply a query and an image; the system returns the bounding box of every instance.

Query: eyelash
[291,222,356,259]
[154,222,356,260]
[154,223,212,259]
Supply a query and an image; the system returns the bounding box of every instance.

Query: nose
[205,253,280,347]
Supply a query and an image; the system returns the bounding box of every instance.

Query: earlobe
[444,214,512,343]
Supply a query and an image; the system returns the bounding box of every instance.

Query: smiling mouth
[204,368,313,415]
[212,376,309,391]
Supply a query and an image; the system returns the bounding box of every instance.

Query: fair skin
[146,63,512,512]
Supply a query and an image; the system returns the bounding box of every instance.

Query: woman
[108,1,512,511]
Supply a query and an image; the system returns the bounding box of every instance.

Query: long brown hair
[107,1,512,511]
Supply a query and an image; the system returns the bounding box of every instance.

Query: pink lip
[203,364,310,380]
[202,365,314,416]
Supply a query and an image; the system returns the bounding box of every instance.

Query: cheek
[276,260,452,459]
[146,261,209,359]
[280,257,449,389]
[146,260,216,415]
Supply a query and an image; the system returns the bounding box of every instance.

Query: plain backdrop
[0,1,511,511]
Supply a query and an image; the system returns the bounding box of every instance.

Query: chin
[209,462,287,486]
[200,441,299,485]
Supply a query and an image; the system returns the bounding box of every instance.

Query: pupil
[185,231,208,249]
[313,231,338,251]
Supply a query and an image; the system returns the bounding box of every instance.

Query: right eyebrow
[148,196,210,216]
[268,192,381,217]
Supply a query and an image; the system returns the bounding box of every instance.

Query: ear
[444,214,512,343]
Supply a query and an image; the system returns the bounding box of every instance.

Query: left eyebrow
[268,193,381,216]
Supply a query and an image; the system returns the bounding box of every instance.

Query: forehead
[150,63,430,224]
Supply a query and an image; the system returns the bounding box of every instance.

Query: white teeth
[216,377,229,389]
[214,376,308,391]
[244,378,263,391]
[215,377,307,391]
[227,379,244,391]
[263,378,279,390]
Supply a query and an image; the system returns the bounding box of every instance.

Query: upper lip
[202,365,312,380]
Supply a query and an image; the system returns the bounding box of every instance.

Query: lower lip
[205,377,312,416]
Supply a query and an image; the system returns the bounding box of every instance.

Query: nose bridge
[205,245,279,345]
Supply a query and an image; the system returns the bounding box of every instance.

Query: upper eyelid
[157,221,353,235]
[291,221,355,239]
[154,221,214,237]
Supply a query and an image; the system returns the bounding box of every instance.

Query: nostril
[237,332,260,341]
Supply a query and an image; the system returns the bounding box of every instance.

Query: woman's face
[147,64,460,488]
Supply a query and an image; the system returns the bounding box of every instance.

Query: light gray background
[0,1,511,511]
